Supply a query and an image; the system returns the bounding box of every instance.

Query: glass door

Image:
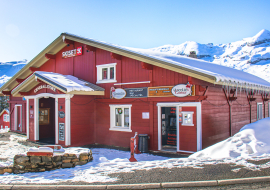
[161,107,177,151]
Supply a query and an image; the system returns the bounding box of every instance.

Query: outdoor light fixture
[60,106,62,109]
[30,106,32,108]
[67,44,70,47]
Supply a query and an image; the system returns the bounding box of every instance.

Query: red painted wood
[64,39,74,45]
[29,67,39,72]
[2,91,11,95]
[45,53,56,60]
[16,79,24,83]
[27,152,53,157]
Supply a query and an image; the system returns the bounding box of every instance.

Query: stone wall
[0,151,93,174]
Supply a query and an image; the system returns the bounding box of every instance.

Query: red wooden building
[1,33,270,153]
[0,109,10,130]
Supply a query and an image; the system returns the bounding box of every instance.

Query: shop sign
[111,88,126,99]
[34,85,56,93]
[59,111,65,118]
[148,86,174,97]
[125,87,148,98]
[62,46,83,58]
[59,123,65,141]
[171,83,192,97]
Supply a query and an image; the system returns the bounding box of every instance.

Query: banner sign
[148,86,174,97]
[62,46,83,58]
[125,87,148,98]
[171,83,192,97]
[34,84,56,93]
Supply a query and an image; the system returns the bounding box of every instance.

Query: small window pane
[110,67,114,79]
[115,108,122,127]
[102,68,108,79]
[124,108,129,127]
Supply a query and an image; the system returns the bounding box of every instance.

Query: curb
[1,176,270,189]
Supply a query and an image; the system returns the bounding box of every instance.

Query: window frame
[181,111,194,126]
[96,63,117,84]
[257,102,263,120]
[109,104,132,132]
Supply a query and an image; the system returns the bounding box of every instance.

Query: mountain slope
[149,29,270,82]
[0,60,27,87]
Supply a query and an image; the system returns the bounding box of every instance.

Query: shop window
[109,104,132,132]
[181,111,194,126]
[257,103,263,120]
[96,63,117,84]
[3,114,9,122]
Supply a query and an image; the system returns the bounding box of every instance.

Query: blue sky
[0,0,270,62]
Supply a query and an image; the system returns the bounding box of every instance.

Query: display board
[39,108,50,125]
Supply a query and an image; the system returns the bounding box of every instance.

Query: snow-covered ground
[1,118,270,184]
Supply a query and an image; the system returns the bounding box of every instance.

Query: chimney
[189,51,197,59]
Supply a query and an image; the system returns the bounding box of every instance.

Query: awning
[12,71,105,97]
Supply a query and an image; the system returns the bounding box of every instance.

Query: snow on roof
[127,48,270,88]
[35,71,104,93]
[64,33,270,91]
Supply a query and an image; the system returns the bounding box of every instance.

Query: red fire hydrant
[129,137,137,162]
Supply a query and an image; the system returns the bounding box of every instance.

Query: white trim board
[156,102,202,152]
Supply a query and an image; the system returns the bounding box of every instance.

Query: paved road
[156,182,270,189]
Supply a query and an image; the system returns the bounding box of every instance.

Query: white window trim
[109,104,132,132]
[181,111,194,126]
[96,63,117,84]
[257,102,263,120]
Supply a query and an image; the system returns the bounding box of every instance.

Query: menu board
[148,86,174,97]
[39,108,50,125]
[125,88,148,98]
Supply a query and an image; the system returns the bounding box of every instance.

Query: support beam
[16,79,24,83]
[223,88,232,137]
[85,45,96,52]
[64,39,74,46]
[110,52,122,60]
[2,91,11,95]
[141,62,153,70]
[45,53,56,60]
[19,92,28,96]
[29,67,39,72]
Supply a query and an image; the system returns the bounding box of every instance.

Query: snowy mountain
[0,60,27,87]
[149,29,270,82]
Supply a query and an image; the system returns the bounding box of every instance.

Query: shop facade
[1,33,270,153]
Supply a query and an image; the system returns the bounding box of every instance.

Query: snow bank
[190,118,270,159]
[0,128,10,133]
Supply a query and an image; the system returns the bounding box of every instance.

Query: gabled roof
[12,71,105,97]
[0,109,9,117]
[1,32,270,94]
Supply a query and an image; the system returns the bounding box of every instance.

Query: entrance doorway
[38,97,55,144]
[157,102,202,153]
[14,105,22,131]
[161,107,177,152]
